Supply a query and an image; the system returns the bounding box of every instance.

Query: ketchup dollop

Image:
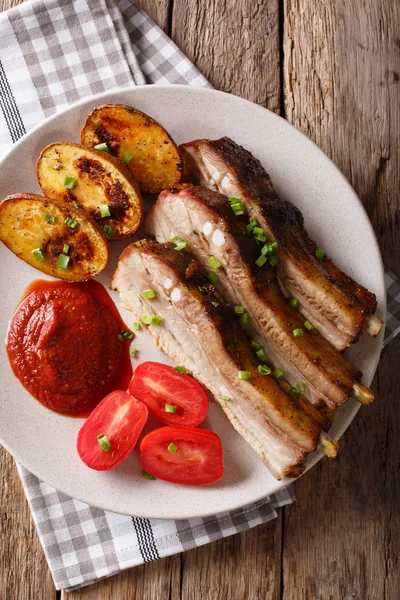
[6,280,133,416]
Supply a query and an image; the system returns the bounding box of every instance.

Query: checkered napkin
[0,0,399,592]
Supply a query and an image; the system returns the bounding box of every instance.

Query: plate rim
[0,84,386,518]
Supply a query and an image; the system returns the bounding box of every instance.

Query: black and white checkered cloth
[0,0,399,591]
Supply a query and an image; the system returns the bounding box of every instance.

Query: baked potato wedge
[37,142,143,240]
[80,104,183,194]
[0,193,108,281]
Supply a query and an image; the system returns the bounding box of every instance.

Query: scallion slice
[256,347,267,362]
[198,285,207,295]
[118,329,134,341]
[289,381,307,395]
[250,340,261,351]
[228,198,245,216]
[133,322,141,330]
[99,204,111,218]
[255,233,267,242]
[141,315,163,326]
[142,289,157,299]
[44,214,56,223]
[144,471,156,480]
[208,272,219,284]
[130,347,137,358]
[304,320,313,331]
[208,255,221,270]
[220,395,231,401]
[174,366,186,374]
[94,142,111,154]
[63,175,76,189]
[238,370,252,380]
[292,328,303,337]
[255,254,267,267]
[246,217,258,231]
[168,442,178,454]
[316,248,325,260]
[165,403,177,413]
[211,301,220,307]
[269,255,278,266]
[272,368,284,379]
[253,227,264,236]
[73,200,81,209]
[96,433,111,452]
[31,248,45,262]
[171,236,186,251]
[239,312,250,327]
[57,254,70,269]
[258,364,272,375]
[103,224,115,238]
[64,216,78,228]
[289,298,299,308]
[123,151,133,165]
[234,305,245,314]
[63,243,70,254]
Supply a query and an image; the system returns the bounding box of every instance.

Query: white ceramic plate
[0,85,386,519]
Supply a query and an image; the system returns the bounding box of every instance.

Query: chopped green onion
[99,204,111,218]
[73,200,81,209]
[133,322,142,330]
[208,255,221,270]
[258,364,272,375]
[64,216,78,228]
[142,289,157,299]
[250,340,262,351]
[234,305,245,314]
[273,368,284,379]
[198,285,207,295]
[119,329,134,341]
[238,370,252,380]
[292,328,303,337]
[261,244,269,255]
[165,403,177,413]
[44,214,55,223]
[289,381,307,395]
[256,347,267,362]
[31,248,45,262]
[63,176,76,189]
[289,298,299,308]
[123,151,133,165]
[141,315,163,326]
[316,248,325,260]
[103,224,115,238]
[208,272,219,284]
[255,254,267,267]
[96,433,111,452]
[255,233,267,242]
[57,254,70,269]
[253,227,264,236]
[130,347,138,358]
[171,235,186,251]
[246,217,258,231]
[228,198,245,216]
[144,471,156,480]
[211,301,220,307]
[239,312,251,327]
[168,442,178,454]
[269,255,278,266]
[94,142,111,154]
[174,366,186,374]
[63,243,70,254]
[220,395,231,401]
[304,320,313,331]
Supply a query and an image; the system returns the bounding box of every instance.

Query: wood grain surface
[0,0,398,599]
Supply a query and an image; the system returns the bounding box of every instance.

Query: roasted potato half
[37,142,143,240]
[80,104,183,194]
[0,194,108,281]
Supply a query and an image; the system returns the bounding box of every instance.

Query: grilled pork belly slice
[146,186,363,409]
[179,137,381,351]
[112,240,329,479]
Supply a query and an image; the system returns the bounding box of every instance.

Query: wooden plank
[137,0,171,34]
[282,0,400,597]
[171,0,281,111]
[0,448,56,599]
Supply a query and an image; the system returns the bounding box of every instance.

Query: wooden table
[0,0,398,598]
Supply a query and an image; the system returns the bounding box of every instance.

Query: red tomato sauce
[6,280,133,417]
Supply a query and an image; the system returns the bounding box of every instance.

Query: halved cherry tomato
[129,362,208,427]
[139,426,224,485]
[77,390,148,471]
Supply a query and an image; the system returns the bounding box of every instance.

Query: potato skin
[80,104,183,195]
[0,193,108,281]
[37,142,143,240]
